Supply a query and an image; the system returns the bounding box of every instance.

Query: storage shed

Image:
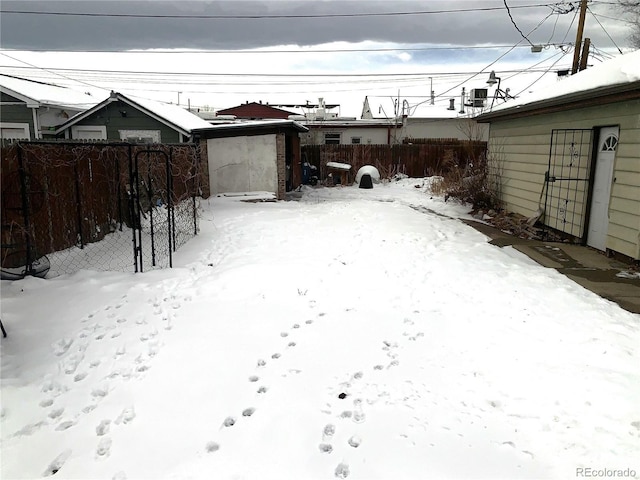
[194,120,308,200]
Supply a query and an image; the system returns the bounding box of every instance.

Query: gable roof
[478,49,640,121]
[55,91,212,136]
[0,74,98,110]
[217,102,298,119]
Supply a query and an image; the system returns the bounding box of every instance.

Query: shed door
[587,126,618,251]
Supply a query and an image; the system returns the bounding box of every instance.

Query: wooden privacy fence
[302,140,487,184]
[1,141,202,277]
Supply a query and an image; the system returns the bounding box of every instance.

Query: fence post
[16,143,34,274]
[166,147,173,268]
[73,159,85,249]
[127,145,139,273]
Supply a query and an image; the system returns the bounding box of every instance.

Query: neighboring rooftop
[480,49,640,119]
[216,102,298,120]
[0,74,98,110]
[55,91,212,135]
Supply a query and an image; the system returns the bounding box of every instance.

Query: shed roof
[55,92,212,135]
[478,49,640,121]
[0,74,97,110]
[194,119,308,137]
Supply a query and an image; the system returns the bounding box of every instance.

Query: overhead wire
[0,4,565,19]
[408,8,556,113]
[504,0,536,47]
[587,8,624,53]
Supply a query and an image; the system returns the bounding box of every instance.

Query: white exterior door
[587,126,618,251]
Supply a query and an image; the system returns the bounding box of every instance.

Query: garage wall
[487,98,640,259]
[206,134,278,195]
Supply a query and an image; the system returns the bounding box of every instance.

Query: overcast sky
[0,1,634,116]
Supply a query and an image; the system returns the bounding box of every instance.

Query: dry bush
[430,150,501,210]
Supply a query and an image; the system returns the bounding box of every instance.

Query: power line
[0,44,570,55]
[0,4,560,19]
[504,0,536,47]
[587,8,624,53]
[0,63,568,79]
[0,52,108,92]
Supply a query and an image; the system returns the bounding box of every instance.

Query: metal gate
[1,141,200,278]
[543,129,594,241]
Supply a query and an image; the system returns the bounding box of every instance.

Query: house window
[601,134,618,152]
[351,137,361,144]
[119,129,161,143]
[0,122,30,140]
[324,133,341,145]
[71,125,107,140]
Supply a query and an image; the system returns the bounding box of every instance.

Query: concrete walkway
[465,220,640,314]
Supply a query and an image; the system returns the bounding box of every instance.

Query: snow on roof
[195,119,308,132]
[56,92,213,135]
[0,74,98,110]
[489,49,640,114]
[125,95,213,132]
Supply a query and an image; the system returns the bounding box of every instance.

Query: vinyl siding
[71,101,182,143]
[487,97,640,259]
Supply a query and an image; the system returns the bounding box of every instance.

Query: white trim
[31,107,41,139]
[119,129,161,142]
[0,122,30,139]
[71,125,107,140]
[0,86,39,108]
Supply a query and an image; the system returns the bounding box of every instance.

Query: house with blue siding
[55,91,212,142]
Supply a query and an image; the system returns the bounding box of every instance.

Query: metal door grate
[544,129,593,240]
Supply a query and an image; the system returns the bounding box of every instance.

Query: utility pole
[571,0,588,74]
[579,38,591,71]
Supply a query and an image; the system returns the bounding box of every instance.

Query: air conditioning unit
[470,88,488,107]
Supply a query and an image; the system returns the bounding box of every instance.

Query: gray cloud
[0,0,628,51]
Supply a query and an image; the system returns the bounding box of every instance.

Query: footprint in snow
[242,408,255,417]
[56,420,76,431]
[52,338,73,357]
[257,386,268,394]
[323,424,336,439]
[44,449,72,477]
[96,420,111,436]
[48,408,64,419]
[348,436,361,448]
[249,375,260,383]
[223,417,236,427]
[96,437,112,457]
[205,441,220,453]
[319,443,333,453]
[115,407,135,425]
[335,463,350,478]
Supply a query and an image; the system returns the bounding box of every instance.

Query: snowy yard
[1,179,639,480]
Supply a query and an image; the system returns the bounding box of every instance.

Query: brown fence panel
[301,140,487,185]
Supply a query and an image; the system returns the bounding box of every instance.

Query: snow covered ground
[1,179,639,480]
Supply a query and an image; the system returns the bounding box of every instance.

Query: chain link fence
[1,141,202,278]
